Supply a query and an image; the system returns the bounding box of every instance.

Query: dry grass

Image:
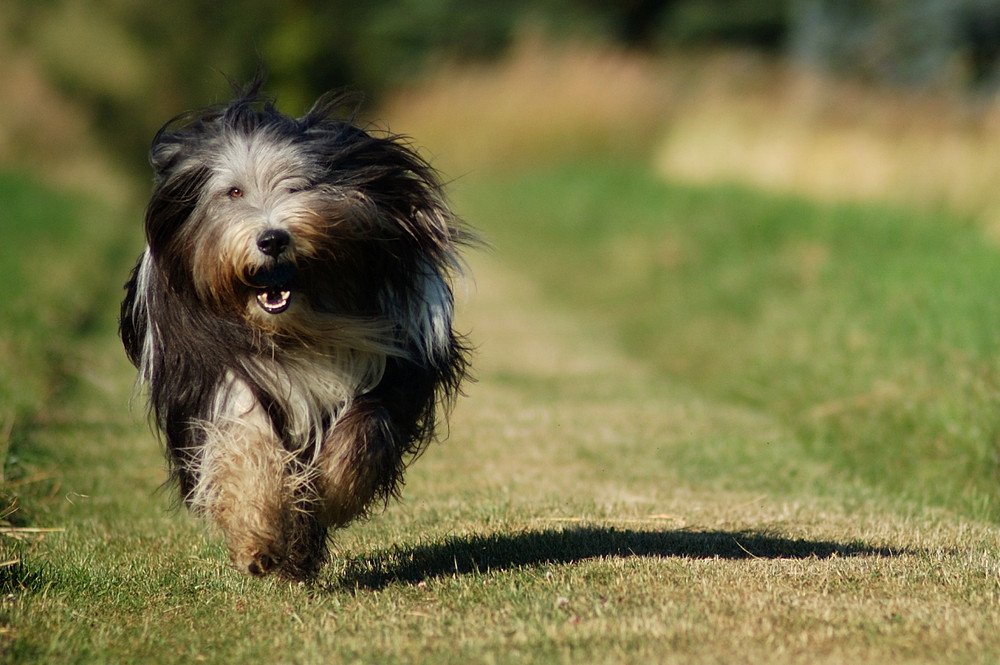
[387,42,1000,233]
[383,37,673,176]
[653,52,1000,232]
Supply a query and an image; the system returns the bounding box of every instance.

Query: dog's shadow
[333,525,905,590]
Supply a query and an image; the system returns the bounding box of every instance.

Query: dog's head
[140,81,462,347]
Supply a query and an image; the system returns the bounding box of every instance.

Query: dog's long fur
[120,79,471,580]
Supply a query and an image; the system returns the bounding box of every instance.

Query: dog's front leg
[314,399,405,529]
[187,402,298,577]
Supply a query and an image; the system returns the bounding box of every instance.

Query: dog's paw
[224,514,328,581]
[228,542,284,578]
[246,552,277,577]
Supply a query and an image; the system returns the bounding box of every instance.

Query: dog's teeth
[257,289,291,314]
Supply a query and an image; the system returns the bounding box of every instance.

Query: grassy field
[1,149,999,664]
[458,161,1000,520]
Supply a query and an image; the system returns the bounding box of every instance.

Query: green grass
[0,173,93,426]
[0,172,134,527]
[0,171,137,592]
[454,161,1000,520]
[2,166,1000,663]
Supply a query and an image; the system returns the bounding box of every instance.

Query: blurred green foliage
[2,0,790,170]
[6,0,1000,170]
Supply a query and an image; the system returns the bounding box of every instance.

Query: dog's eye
[227,187,243,199]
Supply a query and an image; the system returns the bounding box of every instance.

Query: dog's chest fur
[227,347,385,453]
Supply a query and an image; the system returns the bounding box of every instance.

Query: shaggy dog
[120,79,471,580]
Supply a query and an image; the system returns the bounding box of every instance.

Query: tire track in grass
[437,250,1000,540]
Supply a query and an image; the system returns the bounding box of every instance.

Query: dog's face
[174,132,350,322]
[141,95,457,347]
[149,128,367,328]
[191,134,317,317]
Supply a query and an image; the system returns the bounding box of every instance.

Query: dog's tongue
[257,288,291,314]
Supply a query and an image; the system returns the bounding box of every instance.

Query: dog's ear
[149,129,190,181]
[144,161,211,257]
[148,104,225,181]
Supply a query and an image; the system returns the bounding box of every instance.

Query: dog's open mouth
[256,288,292,314]
[247,263,296,315]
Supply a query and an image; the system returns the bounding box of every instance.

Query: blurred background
[5,0,1000,214]
[4,0,1000,521]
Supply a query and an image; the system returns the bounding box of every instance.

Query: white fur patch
[417,270,455,362]
[237,348,385,460]
[131,248,157,387]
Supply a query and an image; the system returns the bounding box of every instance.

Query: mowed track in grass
[1,165,999,663]
[457,161,1000,520]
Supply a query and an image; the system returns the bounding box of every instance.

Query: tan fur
[314,406,398,527]
[191,352,391,574]
[189,403,298,575]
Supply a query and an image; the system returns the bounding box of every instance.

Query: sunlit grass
[454,160,1000,520]
[5,46,1000,663]
[0,171,135,586]
[6,231,1000,663]
[385,44,1000,518]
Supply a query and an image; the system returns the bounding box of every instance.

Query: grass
[652,51,1000,228]
[4,43,1000,661]
[1,154,999,664]
[0,172,133,525]
[453,161,1000,520]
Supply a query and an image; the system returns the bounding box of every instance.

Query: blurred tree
[789,0,1000,90]
[4,0,693,169]
[958,0,1000,88]
[658,0,789,50]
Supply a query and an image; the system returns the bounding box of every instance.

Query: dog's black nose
[257,229,291,257]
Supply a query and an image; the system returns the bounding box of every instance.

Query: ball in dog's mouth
[247,263,296,314]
